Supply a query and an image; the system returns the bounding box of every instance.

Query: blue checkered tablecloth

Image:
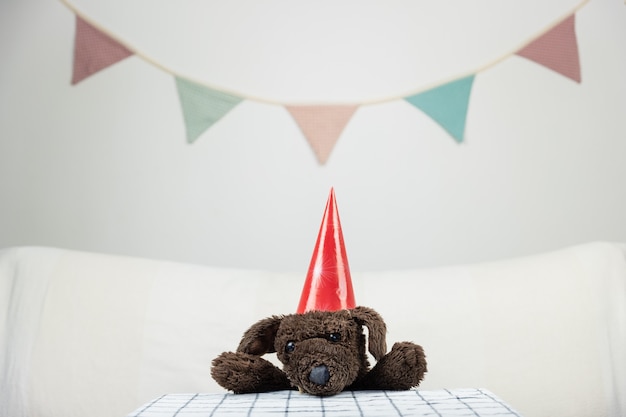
[127,388,523,417]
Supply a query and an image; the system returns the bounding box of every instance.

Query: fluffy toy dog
[211,306,427,396]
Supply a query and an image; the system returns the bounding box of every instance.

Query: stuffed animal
[211,306,427,396]
[212,189,427,395]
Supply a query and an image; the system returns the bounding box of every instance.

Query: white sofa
[1,242,625,417]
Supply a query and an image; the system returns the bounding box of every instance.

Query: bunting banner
[286,105,359,164]
[175,77,243,144]
[516,14,581,83]
[65,2,587,164]
[71,16,133,85]
[405,76,476,143]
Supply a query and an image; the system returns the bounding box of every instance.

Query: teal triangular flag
[405,75,475,143]
[175,77,243,143]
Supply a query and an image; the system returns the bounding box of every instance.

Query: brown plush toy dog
[211,306,427,396]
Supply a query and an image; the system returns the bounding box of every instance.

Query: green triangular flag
[405,75,475,143]
[175,77,243,143]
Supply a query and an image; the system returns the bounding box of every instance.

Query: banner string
[59,0,589,107]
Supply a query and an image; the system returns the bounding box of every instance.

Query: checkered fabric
[127,388,523,417]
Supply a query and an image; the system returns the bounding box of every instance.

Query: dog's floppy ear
[351,306,387,361]
[237,316,283,356]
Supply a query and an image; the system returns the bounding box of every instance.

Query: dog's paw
[211,352,291,393]
[358,341,427,390]
[386,342,427,387]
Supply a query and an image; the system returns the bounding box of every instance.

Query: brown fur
[211,306,427,396]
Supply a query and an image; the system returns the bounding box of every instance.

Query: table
[126,388,523,417]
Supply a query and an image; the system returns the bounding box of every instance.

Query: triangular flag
[405,75,475,143]
[286,105,358,164]
[516,14,581,83]
[175,77,243,143]
[71,16,134,85]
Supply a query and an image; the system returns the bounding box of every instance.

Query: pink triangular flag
[72,16,134,85]
[516,14,581,83]
[286,105,358,164]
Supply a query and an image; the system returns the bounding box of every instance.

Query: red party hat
[297,188,356,313]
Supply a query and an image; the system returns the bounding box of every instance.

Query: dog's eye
[328,332,341,343]
[285,341,296,353]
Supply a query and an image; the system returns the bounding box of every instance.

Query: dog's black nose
[309,365,330,385]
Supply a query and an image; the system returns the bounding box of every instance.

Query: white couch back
[1,242,625,417]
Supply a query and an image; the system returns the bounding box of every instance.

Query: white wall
[1,0,625,273]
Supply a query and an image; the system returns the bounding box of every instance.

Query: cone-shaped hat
[297,188,356,313]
